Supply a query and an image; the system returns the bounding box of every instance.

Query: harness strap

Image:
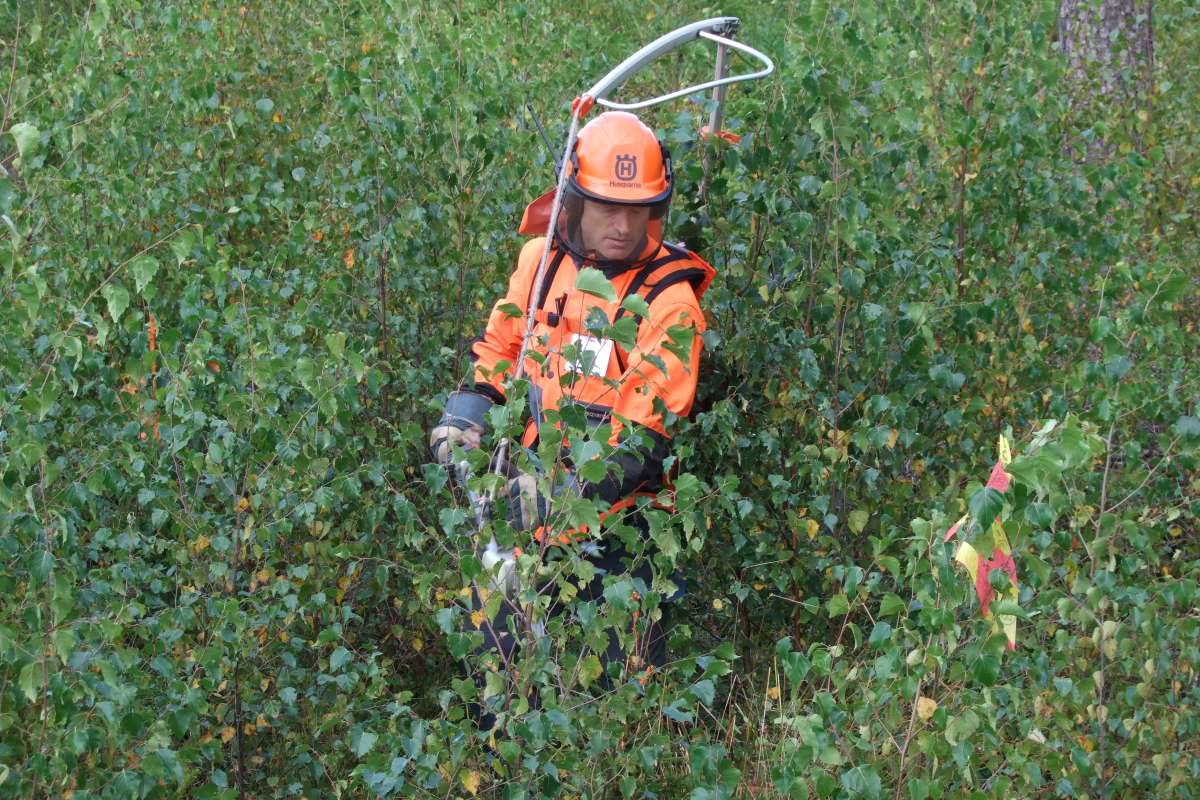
[613,262,708,374]
[612,249,692,325]
[531,248,569,318]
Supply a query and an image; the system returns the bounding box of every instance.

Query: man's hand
[430,390,493,483]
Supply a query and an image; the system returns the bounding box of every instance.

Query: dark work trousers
[466,515,670,729]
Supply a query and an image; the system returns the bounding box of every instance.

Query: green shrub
[1,0,1195,797]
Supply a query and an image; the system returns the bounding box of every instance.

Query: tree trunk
[1058,0,1154,158]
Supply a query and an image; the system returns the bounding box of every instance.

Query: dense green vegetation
[1,0,1196,797]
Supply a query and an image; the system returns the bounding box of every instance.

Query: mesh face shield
[555,184,671,271]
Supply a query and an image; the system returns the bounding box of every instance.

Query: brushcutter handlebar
[586,17,774,112]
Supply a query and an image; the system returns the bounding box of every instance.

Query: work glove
[506,469,583,532]
[429,390,493,484]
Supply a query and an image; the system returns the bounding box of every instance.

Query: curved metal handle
[584,17,739,102]
[591,24,775,112]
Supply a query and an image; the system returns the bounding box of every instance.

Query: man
[431,110,715,691]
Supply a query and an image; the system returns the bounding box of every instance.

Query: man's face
[579,199,651,261]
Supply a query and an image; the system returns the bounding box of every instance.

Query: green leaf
[170,228,196,265]
[1174,415,1200,441]
[968,487,1004,530]
[578,654,602,689]
[867,621,893,649]
[877,556,901,580]
[324,332,346,360]
[52,628,75,665]
[132,255,159,295]
[1024,503,1055,528]
[30,550,54,581]
[651,525,680,559]
[662,324,695,366]
[840,765,882,799]
[662,698,693,723]
[879,593,906,617]
[349,728,378,758]
[988,600,1027,619]
[848,509,869,534]
[574,267,617,302]
[826,593,850,617]
[690,679,715,706]
[1104,355,1132,381]
[497,301,523,319]
[8,122,40,164]
[19,661,40,702]
[330,646,352,672]
[608,315,638,351]
[972,654,1000,686]
[945,709,980,746]
[1159,271,1189,303]
[101,282,129,324]
[620,293,650,319]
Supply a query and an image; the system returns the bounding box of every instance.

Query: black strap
[613,264,705,375]
[641,268,708,308]
[612,250,691,325]
[532,248,569,315]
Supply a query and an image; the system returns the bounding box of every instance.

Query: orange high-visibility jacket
[470,236,715,505]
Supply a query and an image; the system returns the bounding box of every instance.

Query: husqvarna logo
[614,154,638,181]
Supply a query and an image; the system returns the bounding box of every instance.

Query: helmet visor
[556,183,670,270]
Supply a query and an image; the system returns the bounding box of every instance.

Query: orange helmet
[558,111,673,269]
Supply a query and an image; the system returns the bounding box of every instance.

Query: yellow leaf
[991,519,1012,554]
[470,609,485,629]
[343,249,355,269]
[916,696,938,721]
[272,111,283,124]
[461,770,481,796]
[712,598,724,611]
[411,638,423,652]
[998,433,1012,466]
[192,535,210,554]
[221,726,236,743]
[886,428,899,449]
[806,519,820,540]
[955,541,980,581]
[766,685,780,701]
[235,496,250,513]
